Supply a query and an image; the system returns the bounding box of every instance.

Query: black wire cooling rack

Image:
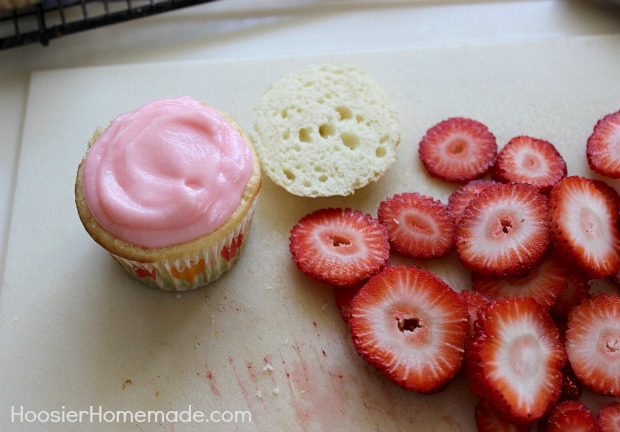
[0,0,219,49]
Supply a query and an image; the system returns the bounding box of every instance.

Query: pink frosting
[82,96,253,248]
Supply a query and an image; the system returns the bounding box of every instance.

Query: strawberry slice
[559,362,583,402]
[471,251,569,310]
[418,117,497,183]
[333,284,361,324]
[549,176,620,278]
[466,297,565,423]
[565,293,620,397]
[459,289,490,342]
[474,403,532,432]
[447,179,498,224]
[598,401,620,432]
[349,265,469,394]
[455,182,550,278]
[493,135,567,194]
[289,208,389,287]
[586,109,620,179]
[377,192,455,259]
[548,270,591,321]
[541,401,599,432]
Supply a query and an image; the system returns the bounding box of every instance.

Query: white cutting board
[2,35,620,431]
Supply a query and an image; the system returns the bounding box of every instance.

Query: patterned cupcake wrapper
[111,199,257,291]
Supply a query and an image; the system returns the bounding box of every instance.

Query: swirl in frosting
[82,96,253,248]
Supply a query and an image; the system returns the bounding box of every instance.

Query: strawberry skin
[565,293,620,397]
[455,182,550,278]
[471,251,569,310]
[418,117,497,183]
[377,192,455,259]
[586,109,620,179]
[289,208,389,287]
[493,135,567,194]
[466,297,565,423]
[549,176,620,278]
[349,265,469,394]
[598,401,620,432]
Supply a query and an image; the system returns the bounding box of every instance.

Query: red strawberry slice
[377,192,455,259]
[459,289,490,341]
[471,251,569,310]
[591,178,620,214]
[541,401,599,432]
[418,117,497,183]
[474,403,532,432]
[548,270,591,321]
[559,363,583,402]
[598,401,620,432]
[289,208,389,287]
[565,293,620,397]
[447,179,498,224]
[349,265,469,394]
[493,135,567,194]
[549,176,620,278]
[455,182,550,278]
[586,109,620,179]
[333,284,361,324]
[466,297,565,423]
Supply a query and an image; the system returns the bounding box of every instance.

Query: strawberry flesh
[586,109,620,179]
[418,117,497,183]
[598,401,620,432]
[471,251,569,310]
[549,176,620,279]
[455,182,550,278]
[349,265,469,394]
[377,192,455,259]
[474,403,532,432]
[289,208,389,287]
[333,284,361,324]
[565,293,620,397]
[541,401,600,432]
[466,297,565,423]
[493,135,567,194]
[548,270,591,321]
[447,179,498,224]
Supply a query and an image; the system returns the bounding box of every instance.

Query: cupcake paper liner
[111,198,257,291]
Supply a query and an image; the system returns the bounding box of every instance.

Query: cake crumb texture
[252,63,400,197]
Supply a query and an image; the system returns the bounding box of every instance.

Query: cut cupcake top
[81,96,253,248]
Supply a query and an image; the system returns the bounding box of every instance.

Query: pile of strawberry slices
[288,110,620,431]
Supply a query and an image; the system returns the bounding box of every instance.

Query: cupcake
[75,96,262,291]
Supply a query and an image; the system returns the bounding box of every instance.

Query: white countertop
[2,0,620,284]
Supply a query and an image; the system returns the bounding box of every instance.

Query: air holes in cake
[341,133,359,150]
[376,146,387,158]
[299,128,312,143]
[356,114,364,123]
[303,180,312,188]
[336,106,353,120]
[281,109,288,119]
[319,174,328,182]
[319,123,335,138]
[284,169,295,181]
[282,130,290,140]
[380,134,390,144]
